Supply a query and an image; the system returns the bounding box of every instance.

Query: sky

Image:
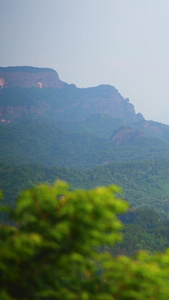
[1,0,169,124]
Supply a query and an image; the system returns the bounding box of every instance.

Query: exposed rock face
[0,101,51,123]
[111,126,146,145]
[0,66,64,89]
[0,67,144,124]
[69,85,144,122]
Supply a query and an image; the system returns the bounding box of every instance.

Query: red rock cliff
[0,66,64,89]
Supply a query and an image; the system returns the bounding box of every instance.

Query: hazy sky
[1,0,169,124]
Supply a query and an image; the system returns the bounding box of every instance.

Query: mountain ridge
[1,66,169,159]
[1,66,169,226]
[0,66,143,124]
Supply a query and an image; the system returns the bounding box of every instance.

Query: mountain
[2,66,169,219]
[1,66,169,169]
[1,66,169,145]
[2,66,169,255]
[0,66,143,124]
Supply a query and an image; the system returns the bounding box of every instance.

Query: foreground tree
[1,181,169,299]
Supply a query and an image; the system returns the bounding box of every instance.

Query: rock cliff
[0,66,144,124]
[0,66,64,89]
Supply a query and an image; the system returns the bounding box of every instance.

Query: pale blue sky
[1,0,169,123]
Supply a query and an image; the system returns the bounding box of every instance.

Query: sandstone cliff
[0,66,64,89]
[0,67,144,124]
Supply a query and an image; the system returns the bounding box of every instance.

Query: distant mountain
[0,66,143,124]
[1,66,169,170]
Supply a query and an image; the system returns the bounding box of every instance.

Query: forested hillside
[1,120,169,169]
[1,160,169,217]
[1,66,169,255]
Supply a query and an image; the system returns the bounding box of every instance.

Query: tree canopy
[1,181,169,299]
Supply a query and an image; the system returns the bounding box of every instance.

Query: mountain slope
[1,119,169,169]
[1,160,169,218]
[1,67,169,147]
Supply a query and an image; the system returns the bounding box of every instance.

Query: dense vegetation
[1,160,169,255]
[1,120,169,169]
[2,181,169,299]
[1,160,169,216]
[1,82,169,258]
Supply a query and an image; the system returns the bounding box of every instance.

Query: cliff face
[0,66,64,89]
[1,66,169,149]
[0,66,144,125]
[0,101,51,123]
[68,85,144,122]
[111,127,146,145]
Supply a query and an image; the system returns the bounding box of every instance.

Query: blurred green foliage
[1,182,169,299]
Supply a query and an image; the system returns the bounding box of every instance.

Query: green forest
[2,181,169,299]
[1,160,169,256]
[1,82,169,298]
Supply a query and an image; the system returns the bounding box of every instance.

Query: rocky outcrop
[0,101,51,123]
[111,126,146,145]
[70,85,144,123]
[0,66,64,89]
